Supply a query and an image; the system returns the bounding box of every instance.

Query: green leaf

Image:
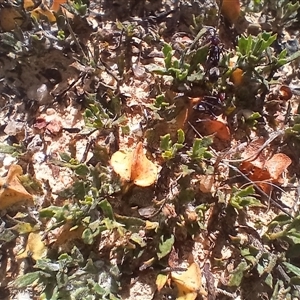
[160,134,172,151]
[74,164,89,176]
[265,273,273,289]
[189,46,209,72]
[98,199,115,220]
[14,272,41,288]
[282,262,300,277]
[82,228,94,245]
[228,261,248,286]
[231,195,263,210]
[177,129,185,144]
[35,259,60,272]
[238,36,249,56]
[59,152,72,162]
[163,43,173,69]
[157,235,174,260]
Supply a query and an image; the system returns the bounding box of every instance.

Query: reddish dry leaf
[203,115,230,141]
[220,0,240,24]
[239,138,267,172]
[265,153,292,182]
[51,0,67,12]
[279,85,292,101]
[46,119,63,135]
[34,117,47,130]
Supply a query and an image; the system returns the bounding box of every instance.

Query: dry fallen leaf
[156,273,169,293]
[203,115,230,141]
[239,139,292,193]
[110,142,158,187]
[220,0,240,24]
[51,0,67,12]
[31,5,56,23]
[171,262,207,300]
[0,7,24,31]
[16,232,47,261]
[0,165,34,210]
[265,153,292,182]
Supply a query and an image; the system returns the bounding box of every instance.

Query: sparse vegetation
[1,0,300,299]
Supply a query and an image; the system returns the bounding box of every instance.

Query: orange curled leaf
[51,0,67,12]
[278,85,292,101]
[110,142,158,187]
[220,0,240,24]
[203,115,230,141]
[0,165,33,210]
[231,68,243,86]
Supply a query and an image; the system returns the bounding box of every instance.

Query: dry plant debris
[1,0,300,299]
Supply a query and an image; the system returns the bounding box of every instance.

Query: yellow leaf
[110,150,132,182]
[110,142,158,187]
[23,0,35,10]
[53,223,85,247]
[31,6,56,22]
[156,273,168,292]
[0,165,34,210]
[171,262,207,299]
[17,232,47,261]
[145,220,159,230]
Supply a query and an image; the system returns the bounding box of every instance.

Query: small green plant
[160,129,185,160]
[14,248,121,300]
[187,136,213,161]
[230,186,263,210]
[148,38,209,85]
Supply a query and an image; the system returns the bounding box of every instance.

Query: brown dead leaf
[110,142,158,187]
[220,0,240,24]
[171,262,207,300]
[279,85,292,101]
[0,7,24,31]
[265,153,292,182]
[203,115,230,141]
[198,175,214,193]
[239,139,291,193]
[23,0,35,10]
[0,165,34,210]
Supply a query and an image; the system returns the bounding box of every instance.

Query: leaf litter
[1,0,300,299]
